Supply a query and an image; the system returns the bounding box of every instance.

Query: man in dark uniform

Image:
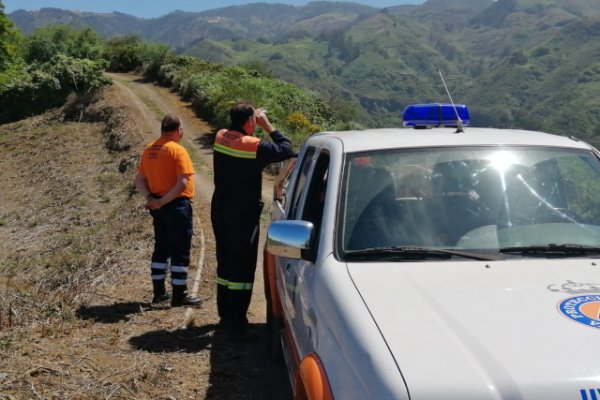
[211,101,295,340]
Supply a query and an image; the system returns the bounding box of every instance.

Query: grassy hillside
[183,0,600,134]
[464,15,600,143]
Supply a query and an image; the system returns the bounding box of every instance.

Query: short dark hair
[230,101,255,131]
[161,114,181,134]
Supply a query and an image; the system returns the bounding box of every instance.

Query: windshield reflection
[340,147,600,257]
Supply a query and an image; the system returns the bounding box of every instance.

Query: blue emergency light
[403,103,470,128]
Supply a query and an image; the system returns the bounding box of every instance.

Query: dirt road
[108,72,291,399]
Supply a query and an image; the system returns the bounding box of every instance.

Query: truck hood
[347,259,600,400]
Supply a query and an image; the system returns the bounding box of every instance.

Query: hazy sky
[3,0,424,18]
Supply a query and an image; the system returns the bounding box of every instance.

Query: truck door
[288,150,330,355]
[277,147,316,325]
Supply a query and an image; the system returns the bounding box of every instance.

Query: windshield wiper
[345,246,502,261]
[499,244,600,256]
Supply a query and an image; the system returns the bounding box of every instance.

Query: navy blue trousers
[149,197,193,287]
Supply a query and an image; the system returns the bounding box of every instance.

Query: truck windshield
[340,146,600,257]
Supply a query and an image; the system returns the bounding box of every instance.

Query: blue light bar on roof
[403,103,470,128]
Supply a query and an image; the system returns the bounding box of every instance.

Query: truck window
[301,152,330,256]
[273,159,296,211]
[288,148,316,220]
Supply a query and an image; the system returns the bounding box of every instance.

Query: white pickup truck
[264,104,600,400]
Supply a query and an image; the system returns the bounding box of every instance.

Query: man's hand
[145,197,162,210]
[256,109,275,133]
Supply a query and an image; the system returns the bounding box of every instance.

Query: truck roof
[311,127,591,153]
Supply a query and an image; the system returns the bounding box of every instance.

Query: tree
[24,25,103,64]
[102,35,143,72]
[0,0,21,71]
[138,42,172,80]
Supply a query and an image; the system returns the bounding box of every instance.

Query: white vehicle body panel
[348,260,600,399]
[286,254,411,398]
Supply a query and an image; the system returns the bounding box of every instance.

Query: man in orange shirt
[135,114,202,307]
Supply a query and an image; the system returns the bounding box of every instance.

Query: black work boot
[152,280,171,304]
[171,286,202,307]
[225,320,259,343]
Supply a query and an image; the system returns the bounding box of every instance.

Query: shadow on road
[194,132,215,150]
[128,322,292,399]
[76,302,145,324]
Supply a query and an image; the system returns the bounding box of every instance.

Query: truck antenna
[438,70,464,133]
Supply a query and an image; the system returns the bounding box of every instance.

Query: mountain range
[9,0,600,141]
[9,2,383,46]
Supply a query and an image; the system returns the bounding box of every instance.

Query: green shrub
[172,62,334,143]
[43,54,111,96]
[102,35,143,72]
[138,42,172,80]
[0,67,60,121]
[24,25,104,64]
[0,55,110,123]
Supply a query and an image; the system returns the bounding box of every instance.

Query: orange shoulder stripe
[214,129,260,159]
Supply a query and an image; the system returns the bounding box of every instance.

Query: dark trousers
[211,200,262,329]
[150,197,193,288]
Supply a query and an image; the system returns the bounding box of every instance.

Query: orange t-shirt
[138,136,195,199]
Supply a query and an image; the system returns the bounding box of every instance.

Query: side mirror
[267,220,315,260]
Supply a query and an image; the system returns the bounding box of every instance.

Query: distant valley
[10,0,600,142]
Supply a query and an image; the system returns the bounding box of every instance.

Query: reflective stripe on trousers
[217,277,253,291]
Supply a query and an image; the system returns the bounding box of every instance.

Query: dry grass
[0,93,143,315]
[0,96,168,398]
